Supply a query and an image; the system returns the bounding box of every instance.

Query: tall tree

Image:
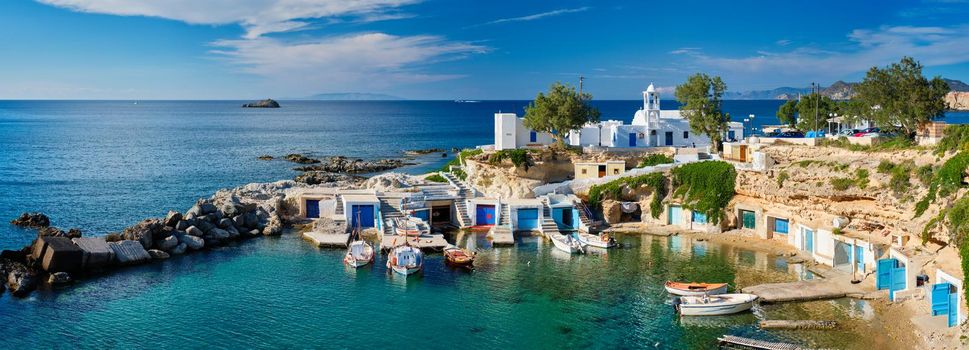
[675,73,729,151]
[523,82,601,147]
[776,99,798,128]
[795,93,836,132]
[854,56,950,137]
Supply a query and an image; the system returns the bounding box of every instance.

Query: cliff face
[946,91,969,110]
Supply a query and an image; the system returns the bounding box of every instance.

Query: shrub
[916,165,934,186]
[639,153,674,167]
[439,148,483,173]
[425,174,447,183]
[830,177,854,191]
[915,151,969,216]
[833,228,843,235]
[489,149,532,170]
[935,124,969,155]
[776,171,789,188]
[877,160,895,174]
[670,161,736,224]
[855,168,870,189]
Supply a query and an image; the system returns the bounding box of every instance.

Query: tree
[776,99,798,128]
[523,82,601,146]
[854,56,950,137]
[675,73,729,151]
[795,93,836,132]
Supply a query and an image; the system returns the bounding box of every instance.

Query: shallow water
[0,232,894,349]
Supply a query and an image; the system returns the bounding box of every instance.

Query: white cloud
[479,7,590,26]
[36,0,419,38]
[211,33,488,90]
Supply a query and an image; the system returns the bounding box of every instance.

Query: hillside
[728,78,968,100]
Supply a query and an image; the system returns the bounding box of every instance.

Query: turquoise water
[0,232,889,349]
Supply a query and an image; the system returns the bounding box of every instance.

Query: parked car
[838,129,859,136]
[853,127,880,137]
[779,131,805,138]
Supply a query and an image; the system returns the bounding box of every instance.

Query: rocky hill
[946,91,969,110]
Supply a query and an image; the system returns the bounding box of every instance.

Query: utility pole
[579,76,585,95]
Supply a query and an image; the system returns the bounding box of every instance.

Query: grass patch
[830,177,855,191]
[587,172,667,219]
[819,135,920,152]
[777,171,789,188]
[855,168,870,189]
[915,151,969,216]
[935,124,969,155]
[916,165,934,186]
[425,174,447,183]
[489,149,532,170]
[639,153,674,167]
[670,161,736,224]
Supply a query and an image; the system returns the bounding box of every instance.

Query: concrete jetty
[302,231,349,248]
[379,234,449,252]
[488,226,515,246]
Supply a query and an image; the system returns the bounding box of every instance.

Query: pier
[488,226,515,246]
[302,231,349,248]
[379,234,449,252]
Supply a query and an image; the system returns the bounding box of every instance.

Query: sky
[2,0,969,99]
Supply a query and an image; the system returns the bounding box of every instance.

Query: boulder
[232,215,246,228]
[262,215,283,236]
[37,227,82,238]
[72,237,115,270]
[186,226,204,237]
[199,202,218,215]
[207,211,223,223]
[156,235,179,251]
[163,211,182,227]
[34,236,84,273]
[175,219,192,231]
[148,249,170,260]
[242,98,280,108]
[601,200,622,225]
[6,263,38,297]
[170,243,187,255]
[48,272,71,285]
[218,218,234,229]
[195,220,215,233]
[225,225,240,238]
[244,212,259,229]
[177,234,204,250]
[109,240,152,266]
[122,218,164,250]
[248,229,261,237]
[185,204,202,218]
[207,228,231,240]
[10,212,50,228]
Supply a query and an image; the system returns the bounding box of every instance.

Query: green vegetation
[854,56,950,138]
[962,240,969,304]
[670,161,736,224]
[675,73,730,152]
[833,228,843,235]
[639,153,674,167]
[878,160,916,196]
[425,174,447,183]
[915,152,969,216]
[819,136,919,152]
[935,124,969,155]
[855,169,870,189]
[523,82,601,146]
[587,172,667,219]
[775,99,798,128]
[794,93,836,132]
[488,149,532,171]
[830,177,855,191]
[439,148,483,181]
[916,165,934,186]
[877,160,895,174]
[776,171,789,188]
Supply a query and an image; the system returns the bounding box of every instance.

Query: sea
[0,100,963,349]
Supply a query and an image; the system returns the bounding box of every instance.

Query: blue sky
[2,0,969,99]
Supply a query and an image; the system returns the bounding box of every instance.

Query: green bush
[830,177,854,191]
[670,161,736,224]
[915,151,969,216]
[439,148,483,173]
[916,165,934,186]
[855,168,870,189]
[935,124,969,155]
[425,174,447,183]
[777,171,789,188]
[639,153,674,167]
[587,172,667,219]
[877,160,895,174]
[489,149,532,170]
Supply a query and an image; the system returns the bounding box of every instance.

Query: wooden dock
[379,234,449,252]
[717,335,810,350]
[302,231,349,248]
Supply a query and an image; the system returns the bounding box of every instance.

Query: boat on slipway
[391,216,429,236]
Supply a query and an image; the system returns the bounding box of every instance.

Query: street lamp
[748,114,755,139]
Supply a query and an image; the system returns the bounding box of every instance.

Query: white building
[494,84,744,150]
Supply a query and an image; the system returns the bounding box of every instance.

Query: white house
[494,84,744,150]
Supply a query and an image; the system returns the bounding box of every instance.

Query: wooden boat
[549,233,586,254]
[675,293,758,316]
[343,240,374,268]
[443,244,475,266]
[576,233,616,248]
[386,242,424,275]
[664,281,729,296]
[392,216,429,236]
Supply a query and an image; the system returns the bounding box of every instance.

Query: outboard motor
[671,297,682,313]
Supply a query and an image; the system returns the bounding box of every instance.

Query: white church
[494,84,744,150]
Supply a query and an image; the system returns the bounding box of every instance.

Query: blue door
[891,263,907,300]
[668,206,682,225]
[932,283,951,317]
[306,200,320,218]
[475,205,496,225]
[855,245,865,271]
[517,208,539,230]
[803,229,814,252]
[628,133,637,147]
[950,291,959,327]
[877,258,895,290]
[412,209,429,222]
[530,131,537,142]
[728,130,736,140]
[691,211,707,224]
[665,131,673,146]
[351,205,375,228]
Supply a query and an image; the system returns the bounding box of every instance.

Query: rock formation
[10,212,50,227]
[945,91,969,110]
[241,99,280,108]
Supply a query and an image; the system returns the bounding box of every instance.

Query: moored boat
[344,240,375,268]
[443,244,475,266]
[674,293,758,316]
[664,281,729,296]
[576,233,616,248]
[392,216,429,236]
[386,242,424,275]
[549,233,586,254]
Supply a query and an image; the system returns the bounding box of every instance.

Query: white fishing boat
[549,233,586,254]
[343,240,374,268]
[576,232,616,248]
[675,293,758,316]
[386,243,424,275]
[391,216,429,236]
[664,281,729,296]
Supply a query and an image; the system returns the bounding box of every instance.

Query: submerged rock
[11,212,50,228]
[284,154,320,164]
[241,98,280,108]
[147,249,170,260]
[257,155,274,160]
[37,227,82,239]
[48,272,72,285]
[6,263,38,297]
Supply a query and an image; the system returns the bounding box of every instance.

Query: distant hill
[290,93,404,100]
[726,78,968,100]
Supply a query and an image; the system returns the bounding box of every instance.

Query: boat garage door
[351,205,375,228]
[668,206,683,225]
[877,258,907,300]
[306,199,320,219]
[517,208,539,230]
[932,283,959,327]
[431,205,451,226]
[475,205,496,226]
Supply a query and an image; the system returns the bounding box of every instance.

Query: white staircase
[379,196,404,235]
[442,172,473,228]
[541,199,561,237]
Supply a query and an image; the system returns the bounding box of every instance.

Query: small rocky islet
[258,148,450,186]
[241,98,280,108]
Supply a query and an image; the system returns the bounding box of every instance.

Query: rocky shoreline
[259,148,451,186]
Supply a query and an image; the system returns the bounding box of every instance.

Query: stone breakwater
[0,180,323,298]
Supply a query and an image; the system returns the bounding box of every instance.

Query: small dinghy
[392,216,429,236]
[443,244,475,266]
[549,233,586,254]
[664,281,729,296]
[386,242,424,275]
[344,240,374,268]
[674,293,758,316]
[576,233,616,248]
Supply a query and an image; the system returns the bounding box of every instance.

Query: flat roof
[342,194,379,203]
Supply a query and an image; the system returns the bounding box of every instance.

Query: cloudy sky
[2,0,969,99]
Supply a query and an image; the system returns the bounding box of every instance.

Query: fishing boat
[344,240,375,267]
[674,293,758,316]
[443,244,475,266]
[549,233,585,254]
[392,216,429,236]
[386,241,424,275]
[576,232,616,248]
[664,281,729,296]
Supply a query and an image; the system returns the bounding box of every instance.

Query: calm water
[0,100,946,348]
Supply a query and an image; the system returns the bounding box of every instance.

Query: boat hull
[576,234,616,248]
[665,282,729,296]
[549,234,585,254]
[390,265,421,275]
[677,294,758,316]
[344,241,374,268]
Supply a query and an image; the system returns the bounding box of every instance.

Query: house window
[740,210,756,229]
[581,169,587,174]
[650,130,656,136]
[774,218,789,235]
[613,169,620,175]
[683,131,689,139]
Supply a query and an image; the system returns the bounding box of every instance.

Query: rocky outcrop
[464,158,543,199]
[363,172,419,192]
[37,227,82,238]
[293,156,407,174]
[945,91,969,110]
[242,99,280,108]
[294,172,360,186]
[6,262,38,297]
[284,154,320,164]
[10,212,50,228]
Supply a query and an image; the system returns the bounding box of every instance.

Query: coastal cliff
[946,91,969,110]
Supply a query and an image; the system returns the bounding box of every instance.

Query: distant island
[242,99,280,108]
[725,78,969,100]
[288,92,404,101]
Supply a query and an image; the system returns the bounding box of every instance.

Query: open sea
[0,100,963,349]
